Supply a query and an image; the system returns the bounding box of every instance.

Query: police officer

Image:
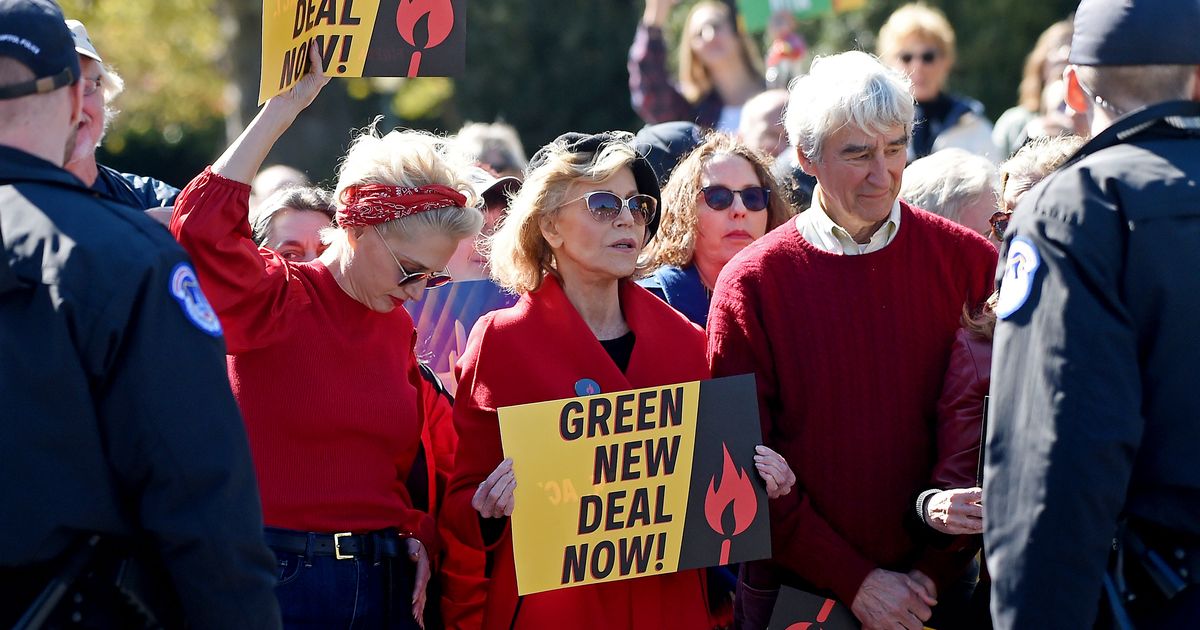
[0,1,280,627]
[985,0,1200,628]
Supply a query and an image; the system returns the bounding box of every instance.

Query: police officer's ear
[1062,66,1092,119]
[1189,66,1200,102]
[66,75,84,129]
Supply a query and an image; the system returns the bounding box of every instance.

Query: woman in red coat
[170,54,482,628]
[440,131,795,629]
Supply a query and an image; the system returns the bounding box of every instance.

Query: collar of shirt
[794,186,902,255]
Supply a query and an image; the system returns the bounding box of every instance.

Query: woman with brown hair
[992,19,1075,158]
[629,0,765,131]
[639,133,794,326]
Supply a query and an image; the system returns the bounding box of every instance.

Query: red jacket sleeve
[628,24,696,126]
[932,328,991,489]
[707,269,876,606]
[169,167,306,354]
[420,371,458,517]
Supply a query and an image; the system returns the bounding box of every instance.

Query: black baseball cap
[634,121,703,188]
[528,131,662,242]
[0,0,79,100]
[1070,0,1200,66]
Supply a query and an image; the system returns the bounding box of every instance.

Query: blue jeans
[273,549,420,629]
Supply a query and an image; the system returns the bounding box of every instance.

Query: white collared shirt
[795,186,902,255]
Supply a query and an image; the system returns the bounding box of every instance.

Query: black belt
[263,527,405,560]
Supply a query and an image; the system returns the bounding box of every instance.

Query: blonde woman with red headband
[170,50,482,629]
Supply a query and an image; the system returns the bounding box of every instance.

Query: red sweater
[171,169,434,548]
[707,203,996,604]
[442,276,712,630]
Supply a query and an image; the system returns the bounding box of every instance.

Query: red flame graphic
[396,0,455,76]
[785,597,837,629]
[704,444,759,564]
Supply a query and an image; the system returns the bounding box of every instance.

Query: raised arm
[629,0,696,125]
[169,48,329,353]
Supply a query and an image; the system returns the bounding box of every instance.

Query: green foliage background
[57,0,1078,188]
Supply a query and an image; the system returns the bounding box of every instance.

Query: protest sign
[259,0,466,103]
[405,279,518,396]
[498,374,770,596]
[768,585,860,629]
[737,0,867,32]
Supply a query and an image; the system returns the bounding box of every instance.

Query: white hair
[784,51,916,161]
[322,126,483,246]
[901,148,998,223]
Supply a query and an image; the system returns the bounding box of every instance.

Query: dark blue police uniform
[0,144,280,627]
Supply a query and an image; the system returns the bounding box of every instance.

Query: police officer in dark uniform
[985,0,1200,628]
[0,1,280,627]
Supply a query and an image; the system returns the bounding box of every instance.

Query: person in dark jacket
[986,1,1200,628]
[62,17,178,209]
[0,2,279,627]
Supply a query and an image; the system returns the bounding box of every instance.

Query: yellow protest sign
[259,0,466,103]
[498,374,771,596]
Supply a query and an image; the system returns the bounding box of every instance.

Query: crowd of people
[3,0,1199,629]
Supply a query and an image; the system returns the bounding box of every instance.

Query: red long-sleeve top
[170,168,435,548]
[707,204,996,604]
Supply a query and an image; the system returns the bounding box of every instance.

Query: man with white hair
[62,18,178,209]
[901,148,999,242]
[708,51,997,630]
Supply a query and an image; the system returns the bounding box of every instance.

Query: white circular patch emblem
[169,262,222,336]
[996,236,1041,319]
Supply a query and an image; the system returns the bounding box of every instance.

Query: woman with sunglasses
[439,131,795,630]
[877,3,997,162]
[170,51,482,628]
[640,133,794,327]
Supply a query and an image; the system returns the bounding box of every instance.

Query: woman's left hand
[754,445,796,499]
[406,537,431,628]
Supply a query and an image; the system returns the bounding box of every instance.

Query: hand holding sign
[473,457,517,519]
[753,445,795,499]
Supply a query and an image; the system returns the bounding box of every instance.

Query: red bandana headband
[336,184,468,228]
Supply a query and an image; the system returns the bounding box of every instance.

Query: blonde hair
[877,3,957,66]
[999,134,1086,198]
[488,141,640,294]
[643,133,794,269]
[323,126,483,247]
[679,1,764,104]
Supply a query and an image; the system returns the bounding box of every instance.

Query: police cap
[1070,0,1200,66]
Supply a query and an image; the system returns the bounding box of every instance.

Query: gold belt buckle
[333,532,353,560]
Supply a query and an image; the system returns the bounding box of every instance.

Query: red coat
[441,275,713,630]
[933,328,992,489]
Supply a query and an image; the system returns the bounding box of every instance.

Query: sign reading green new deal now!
[498,374,772,595]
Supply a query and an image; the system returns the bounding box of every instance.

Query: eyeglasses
[82,77,101,97]
[700,185,770,211]
[989,211,1012,241]
[562,191,658,226]
[898,49,940,65]
[372,225,452,289]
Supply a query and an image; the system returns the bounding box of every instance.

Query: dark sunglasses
[565,191,658,226]
[989,211,1012,241]
[899,49,939,65]
[701,185,770,211]
[373,226,453,289]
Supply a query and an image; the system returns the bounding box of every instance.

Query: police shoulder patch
[169,262,222,336]
[996,236,1041,319]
